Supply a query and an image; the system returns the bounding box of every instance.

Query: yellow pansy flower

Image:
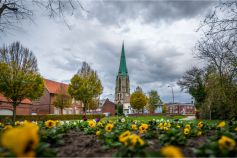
[139,123,149,134]
[126,134,145,147]
[218,136,236,151]
[160,145,184,158]
[44,120,56,128]
[97,122,103,127]
[119,131,131,143]
[96,131,100,136]
[88,120,96,128]
[185,124,191,130]
[105,123,114,132]
[198,122,203,129]
[183,128,190,135]
[197,131,202,136]
[1,122,39,157]
[131,124,137,130]
[55,120,60,126]
[217,121,225,128]
[0,122,4,127]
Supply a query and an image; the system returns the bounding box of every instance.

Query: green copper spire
[118,41,128,76]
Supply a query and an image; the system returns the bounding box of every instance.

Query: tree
[0,41,44,123]
[0,0,86,33]
[162,104,167,114]
[177,67,207,110]
[53,83,71,115]
[146,90,162,114]
[68,62,103,114]
[196,34,237,81]
[202,72,237,120]
[198,1,237,38]
[88,98,99,112]
[130,87,147,113]
[116,102,124,116]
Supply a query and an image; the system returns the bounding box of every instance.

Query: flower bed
[0,117,237,157]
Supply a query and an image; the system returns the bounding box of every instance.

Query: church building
[115,42,133,114]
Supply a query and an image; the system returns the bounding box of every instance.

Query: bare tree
[196,34,237,81]
[0,0,86,33]
[199,1,237,37]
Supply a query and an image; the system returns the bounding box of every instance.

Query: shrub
[0,114,105,124]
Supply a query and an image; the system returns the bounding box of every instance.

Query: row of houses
[0,79,116,115]
[0,78,196,116]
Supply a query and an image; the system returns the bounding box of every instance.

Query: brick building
[166,103,196,115]
[101,99,116,116]
[0,94,32,115]
[0,79,85,115]
[32,79,83,115]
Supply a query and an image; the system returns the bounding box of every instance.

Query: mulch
[56,130,117,157]
[56,130,210,157]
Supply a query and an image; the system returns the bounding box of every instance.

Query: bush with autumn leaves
[0,118,237,157]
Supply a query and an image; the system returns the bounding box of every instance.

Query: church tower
[115,42,130,104]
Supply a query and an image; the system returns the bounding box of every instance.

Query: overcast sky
[0,0,216,103]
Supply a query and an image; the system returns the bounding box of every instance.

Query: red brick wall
[167,104,195,115]
[102,100,116,116]
[32,89,51,114]
[0,102,31,115]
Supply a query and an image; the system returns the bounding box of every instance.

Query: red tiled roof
[0,93,32,104]
[44,79,69,95]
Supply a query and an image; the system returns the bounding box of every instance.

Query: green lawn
[101,115,186,122]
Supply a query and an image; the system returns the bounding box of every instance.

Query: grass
[101,115,186,122]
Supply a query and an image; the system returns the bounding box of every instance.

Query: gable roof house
[101,99,116,116]
[32,79,83,115]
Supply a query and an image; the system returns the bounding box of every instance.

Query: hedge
[0,114,105,124]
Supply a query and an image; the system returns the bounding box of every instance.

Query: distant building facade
[32,79,83,115]
[0,94,32,115]
[101,99,116,116]
[166,103,195,115]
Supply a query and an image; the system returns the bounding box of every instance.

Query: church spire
[118,41,128,76]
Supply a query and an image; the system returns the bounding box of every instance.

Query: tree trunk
[61,108,63,115]
[12,104,17,124]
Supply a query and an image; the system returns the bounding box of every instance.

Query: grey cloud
[85,1,214,26]
[125,43,184,85]
[52,55,82,72]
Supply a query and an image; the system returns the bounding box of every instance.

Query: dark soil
[56,130,117,157]
[56,130,211,157]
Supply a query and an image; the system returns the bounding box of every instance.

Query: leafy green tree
[88,98,99,112]
[53,84,72,115]
[202,72,237,120]
[146,90,162,114]
[130,87,147,113]
[68,62,103,113]
[0,42,44,123]
[116,102,124,116]
[162,104,167,114]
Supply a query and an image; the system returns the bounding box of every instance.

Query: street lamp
[102,94,113,100]
[168,85,174,104]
